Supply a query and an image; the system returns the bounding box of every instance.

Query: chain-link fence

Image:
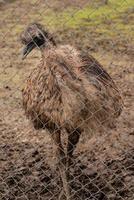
[0,0,134,200]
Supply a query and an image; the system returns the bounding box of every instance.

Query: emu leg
[67,128,81,167]
[51,131,71,200]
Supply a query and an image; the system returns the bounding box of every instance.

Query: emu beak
[21,41,36,60]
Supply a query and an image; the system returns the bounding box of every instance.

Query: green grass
[40,0,134,36]
[1,0,134,37]
[23,0,132,51]
[0,0,133,55]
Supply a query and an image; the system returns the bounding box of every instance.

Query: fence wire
[0,0,134,200]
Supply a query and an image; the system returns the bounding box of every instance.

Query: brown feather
[22,44,123,133]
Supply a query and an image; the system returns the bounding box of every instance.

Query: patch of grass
[43,0,134,32]
[1,0,133,36]
[0,0,133,56]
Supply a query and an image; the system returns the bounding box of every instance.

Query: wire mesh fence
[0,0,134,200]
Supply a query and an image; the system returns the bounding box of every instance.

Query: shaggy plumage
[20,23,123,200]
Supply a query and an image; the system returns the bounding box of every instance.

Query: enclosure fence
[0,0,134,200]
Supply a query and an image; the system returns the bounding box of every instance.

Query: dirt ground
[0,1,134,200]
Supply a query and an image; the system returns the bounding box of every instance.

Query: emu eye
[33,35,45,47]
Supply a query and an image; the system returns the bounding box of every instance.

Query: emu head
[20,23,56,59]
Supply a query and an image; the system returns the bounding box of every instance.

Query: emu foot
[58,189,65,200]
[66,155,75,169]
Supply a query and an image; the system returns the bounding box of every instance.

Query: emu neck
[41,42,55,59]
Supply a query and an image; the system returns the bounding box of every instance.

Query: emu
[20,23,123,200]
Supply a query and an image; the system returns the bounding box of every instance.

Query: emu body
[21,23,123,200]
[23,45,122,131]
